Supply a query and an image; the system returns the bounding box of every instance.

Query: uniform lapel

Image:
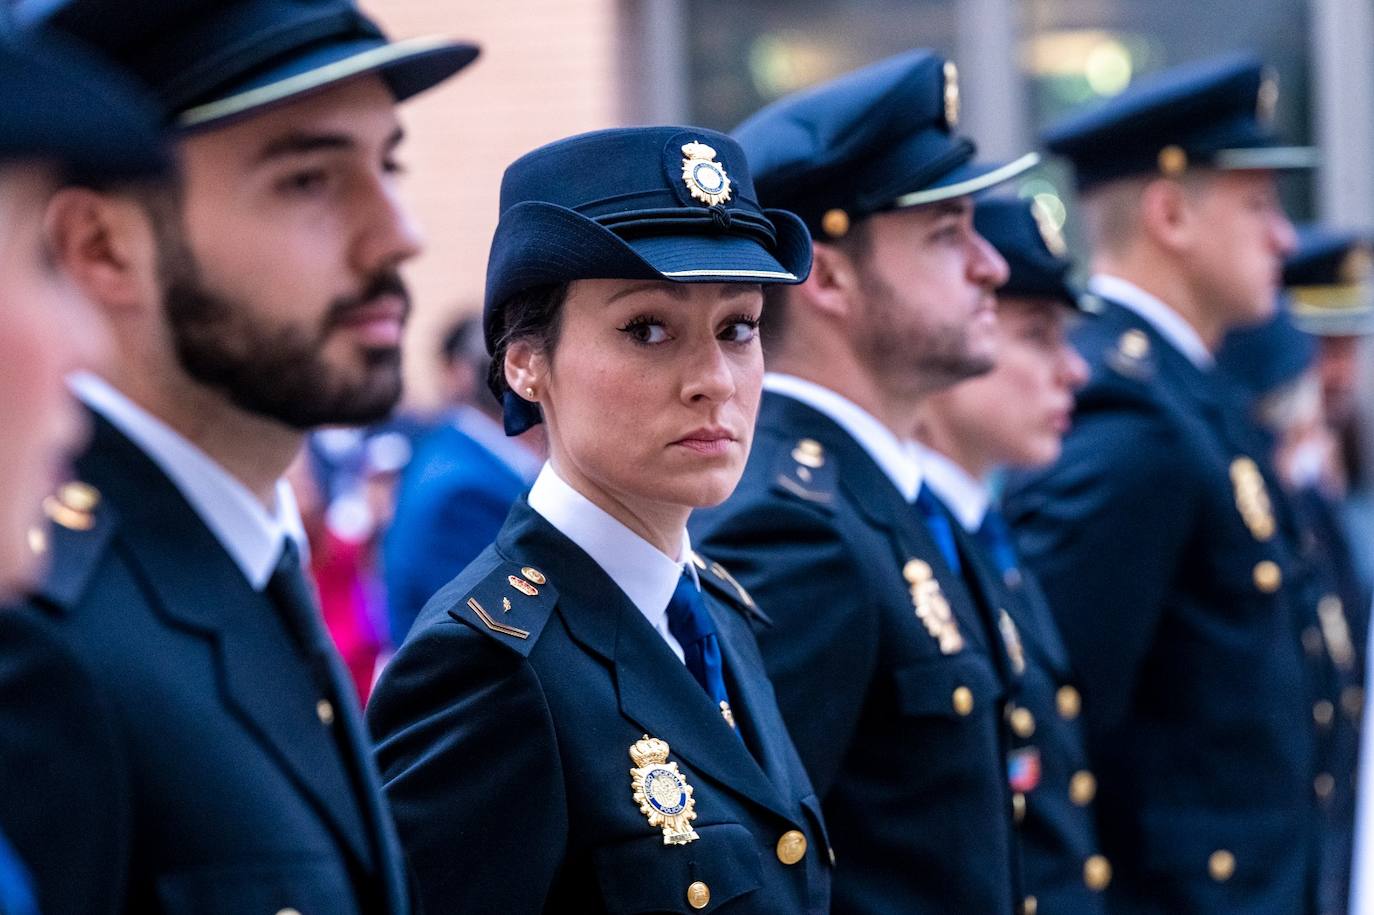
[75,416,380,877]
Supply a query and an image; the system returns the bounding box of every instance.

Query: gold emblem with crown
[628,735,700,845]
[681,141,732,207]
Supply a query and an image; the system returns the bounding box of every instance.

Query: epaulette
[768,437,837,510]
[447,560,559,656]
[690,550,773,627]
[30,481,116,610]
[1103,328,1156,383]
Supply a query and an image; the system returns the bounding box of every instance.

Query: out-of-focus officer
[915,197,1108,914]
[0,1,476,912]
[692,49,1045,915]
[1001,54,1326,914]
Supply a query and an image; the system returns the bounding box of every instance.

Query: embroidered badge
[904,559,964,654]
[629,736,699,845]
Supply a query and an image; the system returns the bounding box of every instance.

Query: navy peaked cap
[18,0,478,130]
[1283,225,1374,336]
[0,18,166,177]
[485,125,811,435]
[1044,52,1317,191]
[733,49,1039,240]
[973,198,1080,309]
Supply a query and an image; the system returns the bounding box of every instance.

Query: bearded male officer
[0,2,476,912]
[692,50,1043,915]
[1001,55,1329,914]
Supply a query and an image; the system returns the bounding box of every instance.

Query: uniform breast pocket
[593,822,763,913]
[154,858,362,915]
[892,652,1003,721]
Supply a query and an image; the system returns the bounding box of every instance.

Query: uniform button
[1070,770,1097,807]
[1252,561,1281,593]
[1021,895,1038,915]
[687,881,711,909]
[1314,700,1334,728]
[1056,685,1082,720]
[1084,854,1112,891]
[1208,849,1236,882]
[952,686,974,716]
[1303,626,1324,657]
[316,699,335,725]
[1009,707,1036,738]
[1012,792,1026,825]
[277,909,302,915]
[776,830,807,865]
[1343,686,1365,720]
[1315,772,1335,801]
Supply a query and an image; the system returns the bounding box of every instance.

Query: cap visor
[176,35,479,129]
[893,152,1040,208]
[1215,146,1321,170]
[631,234,800,282]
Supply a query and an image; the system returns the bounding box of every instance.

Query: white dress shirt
[764,373,924,502]
[915,443,989,534]
[70,372,307,591]
[1089,274,1215,370]
[527,463,696,663]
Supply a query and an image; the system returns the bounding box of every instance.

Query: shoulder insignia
[1104,329,1155,381]
[448,560,558,655]
[30,481,116,610]
[770,437,837,509]
[691,551,772,626]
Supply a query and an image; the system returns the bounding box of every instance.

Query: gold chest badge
[904,559,964,654]
[629,736,699,845]
[1229,456,1276,541]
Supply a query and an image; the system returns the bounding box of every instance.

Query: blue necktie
[0,829,38,915]
[915,486,962,577]
[665,570,739,735]
[975,509,1021,580]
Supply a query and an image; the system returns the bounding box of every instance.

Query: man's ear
[1137,176,1199,255]
[45,187,162,319]
[794,240,862,321]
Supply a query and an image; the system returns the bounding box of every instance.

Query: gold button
[1056,685,1081,720]
[1314,700,1334,727]
[821,208,850,238]
[952,686,974,716]
[1084,854,1112,891]
[1315,772,1335,801]
[1012,792,1026,825]
[1010,707,1036,738]
[1070,770,1097,807]
[1208,849,1236,882]
[776,829,807,865]
[1021,895,1038,915]
[687,881,710,910]
[1253,560,1281,593]
[1343,686,1365,720]
[1157,144,1188,176]
[316,699,334,725]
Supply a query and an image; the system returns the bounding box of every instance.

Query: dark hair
[485,282,570,403]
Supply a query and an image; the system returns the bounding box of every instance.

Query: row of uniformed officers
[0,1,1364,913]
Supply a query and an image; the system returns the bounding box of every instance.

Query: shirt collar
[914,443,989,533]
[764,373,923,501]
[69,372,307,590]
[1089,274,1215,370]
[526,463,695,634]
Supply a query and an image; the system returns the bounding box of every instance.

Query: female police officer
[367,126,830,914]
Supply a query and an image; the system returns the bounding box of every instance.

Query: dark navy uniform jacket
[692,391,1021,915]
[1003,297,1330,914]
[367,500,832,914]
[0,417,410,915]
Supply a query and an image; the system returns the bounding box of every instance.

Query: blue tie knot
[665,568,738,736]
[914,486,962,577]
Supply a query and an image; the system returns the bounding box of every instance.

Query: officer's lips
[671,427,737,456]
[334,294,408,347]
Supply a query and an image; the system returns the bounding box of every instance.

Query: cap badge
[1257,67,1279,126]
[629,736,699,845]
[943,60,961,127]
[1157,145,1188,177]
[681,141,732,207]
[1031,198,1068,258]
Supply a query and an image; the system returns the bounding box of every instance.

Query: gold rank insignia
[904,559,964,654]
[43,481,100,532]
[1229,456,1275,542]
[998,610,1027,675]
[681,141,732,207]
[508,575,539,596]
[629,736,699,845]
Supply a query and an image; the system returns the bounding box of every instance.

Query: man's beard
[162,247,410,430]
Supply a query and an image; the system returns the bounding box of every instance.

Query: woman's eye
[720,318,760,344]
[620,319,670,344]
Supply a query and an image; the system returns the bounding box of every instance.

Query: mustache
[323,270,411,330]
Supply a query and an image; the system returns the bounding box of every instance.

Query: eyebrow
[255,126,405,165]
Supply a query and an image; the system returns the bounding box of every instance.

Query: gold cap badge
[943,60,960,127]
[681,141,732,207]
[1157,145,1188,177]
[629,736,700,845]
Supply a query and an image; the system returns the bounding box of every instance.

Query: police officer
[366,126,830,913]
[692,50,1042,914]
[1001,55,1323,913]
[914,197,1108,914]
[0,12,167,915]
[0,2,476,912]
